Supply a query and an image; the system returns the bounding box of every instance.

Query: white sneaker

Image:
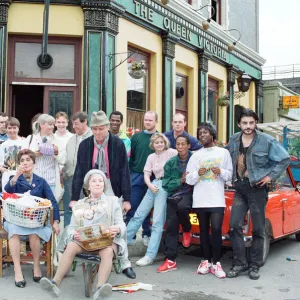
[196,260,211,275]
[136,256,154,267]
[210,262,226,278]
[128,239,137,246]
[142,236,150,247]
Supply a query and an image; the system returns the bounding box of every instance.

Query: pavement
[1,227,300,300]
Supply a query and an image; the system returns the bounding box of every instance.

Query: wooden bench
[74,253,122,298]
[0,207,54,278]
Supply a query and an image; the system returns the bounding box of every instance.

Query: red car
[183,166,300,265]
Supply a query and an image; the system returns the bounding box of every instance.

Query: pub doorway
[12,85,44,137]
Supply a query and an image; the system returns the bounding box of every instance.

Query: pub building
[0,0,265,141]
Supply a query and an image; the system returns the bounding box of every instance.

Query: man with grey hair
[62,111,92,227]
[70,110,135,279]
[126,111,158,246]
[164,113,202,151]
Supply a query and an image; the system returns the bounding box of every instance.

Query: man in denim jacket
[226,109,290,280]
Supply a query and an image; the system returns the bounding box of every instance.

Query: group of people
[0,107,290,299]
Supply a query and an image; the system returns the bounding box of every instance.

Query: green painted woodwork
[88,32,101,121]
[200,72,207,122]
[107,34,116,117]
[163,57,173,131]
[0,26,4,111]
[49,91,73,130]
[229,85,234,136]
[115,0,262,79]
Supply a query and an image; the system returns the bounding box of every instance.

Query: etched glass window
[14,43,75,79]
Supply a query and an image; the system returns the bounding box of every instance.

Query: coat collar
[19,173,41,187]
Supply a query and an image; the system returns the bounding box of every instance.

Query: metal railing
[262,64,300,80]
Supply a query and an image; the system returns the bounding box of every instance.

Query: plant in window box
[128,60,146,79]
[215,93,230,107]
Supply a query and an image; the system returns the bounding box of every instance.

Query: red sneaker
[182,232,192,248]
[157,259,177,273]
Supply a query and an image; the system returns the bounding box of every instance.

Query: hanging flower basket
[216,93,230,107]
[128,60,146,79]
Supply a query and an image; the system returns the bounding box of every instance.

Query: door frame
[6,35,82,115]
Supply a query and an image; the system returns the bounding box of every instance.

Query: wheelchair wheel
[113,259,122,274]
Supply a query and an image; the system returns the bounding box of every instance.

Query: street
[0,235,299,300]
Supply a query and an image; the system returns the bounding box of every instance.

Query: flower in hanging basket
[216,93,230,107]
[128,60,146,79]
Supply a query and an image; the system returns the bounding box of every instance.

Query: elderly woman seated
[40,169,127,299]
[4,149,60,288]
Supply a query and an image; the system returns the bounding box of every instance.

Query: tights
[194,209,224,264]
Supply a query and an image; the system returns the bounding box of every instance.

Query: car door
[276,170,300,234]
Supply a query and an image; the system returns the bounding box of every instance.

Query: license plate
[189,213,199,225]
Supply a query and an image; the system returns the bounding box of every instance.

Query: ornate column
[227,66,237,137]
[198,50,210,124]
[255,80,264,123]
[0,0,11,111]
[81,0,124,119]
[161,33,178,132]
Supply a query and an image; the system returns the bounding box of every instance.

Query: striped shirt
[27,133,56,185]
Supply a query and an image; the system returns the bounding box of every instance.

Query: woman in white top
[54,112,73,170]
[0,117,27,190]
[126,133,177,266]
[27,114,65,201]
[186,123,232,279]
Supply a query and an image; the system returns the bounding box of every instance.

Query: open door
[43,86,79,130]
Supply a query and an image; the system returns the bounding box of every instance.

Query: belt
[235,176,249,182]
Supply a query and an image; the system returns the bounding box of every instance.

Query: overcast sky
[259,0,300,67]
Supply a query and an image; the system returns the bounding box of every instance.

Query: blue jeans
[126,172,151,237]
[127,179,167,259]
[62,177,73,228]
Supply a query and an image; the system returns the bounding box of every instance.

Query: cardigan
[56,194,126,255]
[72,132,131,201]
[4,173,60,221]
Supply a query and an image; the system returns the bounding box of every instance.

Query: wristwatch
[54,220,60,224]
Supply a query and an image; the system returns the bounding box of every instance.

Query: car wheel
[295,232,300,241]
[246,226,270,267]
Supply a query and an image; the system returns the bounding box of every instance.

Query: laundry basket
[2,195,51,228]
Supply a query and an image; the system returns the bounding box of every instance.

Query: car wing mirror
[296,183,300,192]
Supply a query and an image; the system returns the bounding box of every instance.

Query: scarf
[93,135,109,175]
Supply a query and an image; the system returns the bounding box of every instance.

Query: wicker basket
[77,224,113,252]
[2,195,51,228]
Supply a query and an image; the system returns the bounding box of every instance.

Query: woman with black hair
[186,123,232,278]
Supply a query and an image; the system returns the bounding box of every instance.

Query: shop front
[0,0,265,141]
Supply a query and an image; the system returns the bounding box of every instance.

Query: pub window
[127,47,150,131]
[14,42,75,79]
[176,74,188,127]
[207,77,218,127]
[211,0,221,24]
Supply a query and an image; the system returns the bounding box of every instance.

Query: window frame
[175,73,189,129]
[7,35,81,85]
[207,77,219,128]
[211,0,222,25]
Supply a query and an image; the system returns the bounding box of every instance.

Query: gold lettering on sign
[163,17,191,41]
[198,36,227,60]
[133,0,154,22]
